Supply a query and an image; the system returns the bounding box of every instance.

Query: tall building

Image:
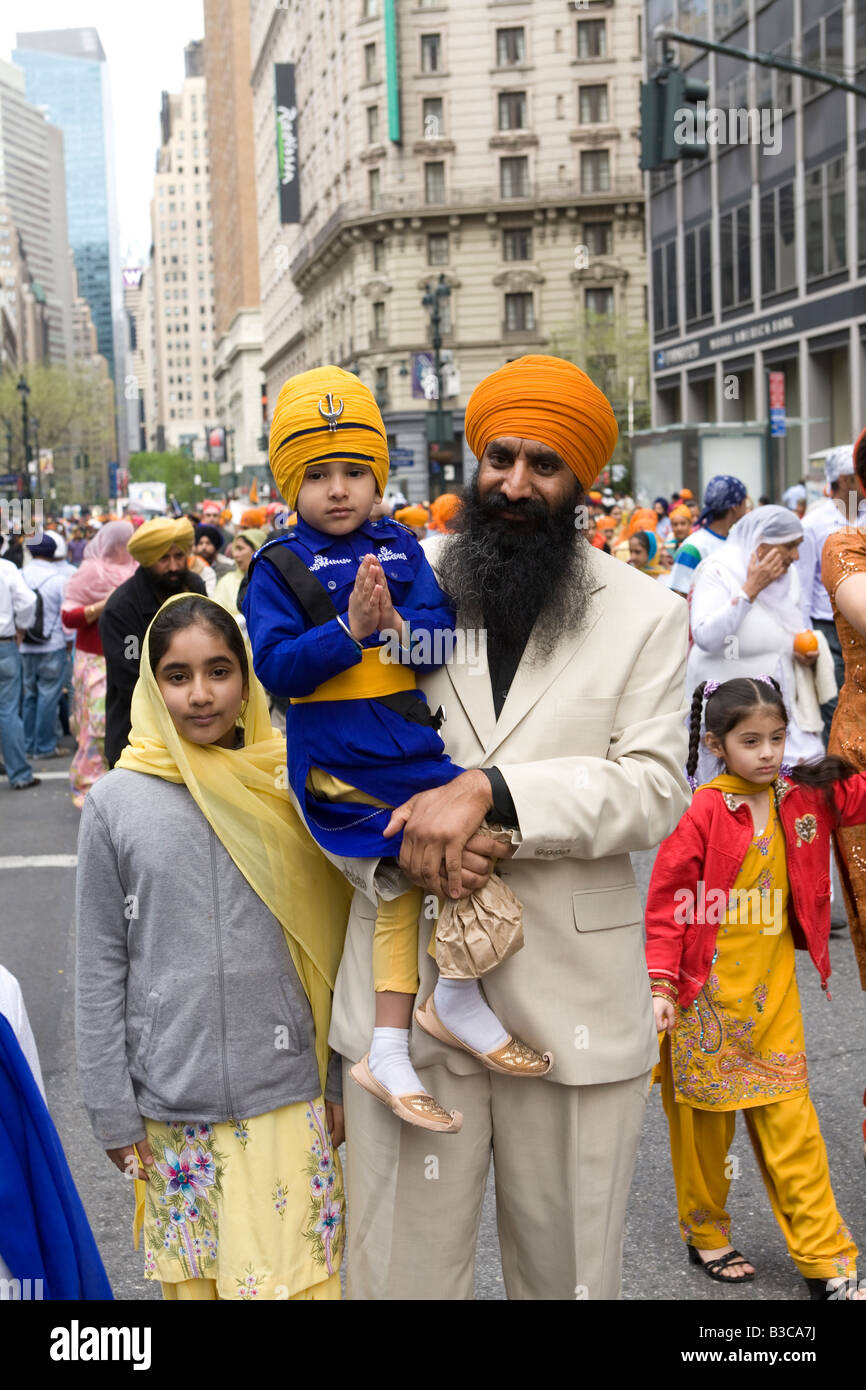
[203,0,266,491]
[148,41,216,457]
[123,264,148,455]
[645,0,864,499]
[14,27,127,463]
[0,59,73,365]
[250,0,648,498]
[0,204,50,369]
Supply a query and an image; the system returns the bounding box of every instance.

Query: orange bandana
[464,354,618,491]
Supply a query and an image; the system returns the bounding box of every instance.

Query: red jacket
[645,772,866,1010]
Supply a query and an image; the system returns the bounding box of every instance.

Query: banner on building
[208,426,226,463]
[275,64,300,224]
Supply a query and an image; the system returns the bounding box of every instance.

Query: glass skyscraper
[13,28,123,399]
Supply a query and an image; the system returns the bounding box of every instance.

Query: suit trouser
[341,1058,652,1300]
[660,1042,858,1279]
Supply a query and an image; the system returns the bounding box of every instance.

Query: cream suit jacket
[326,541,691,1087]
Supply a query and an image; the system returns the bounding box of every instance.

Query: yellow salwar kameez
[660,778,858,1280]
[137,1097,344,1300]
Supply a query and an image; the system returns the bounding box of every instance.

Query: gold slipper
[414,995,553,1076]
[348,1054,463,1133]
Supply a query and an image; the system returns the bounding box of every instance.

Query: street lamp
[16,374,30,501]
[421,274,452,486]
[31,417,39,493]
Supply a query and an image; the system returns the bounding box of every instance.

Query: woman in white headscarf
[686,505,835,766]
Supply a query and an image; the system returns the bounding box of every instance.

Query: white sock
[433,978,509,1053]
[368,1026,428,1097]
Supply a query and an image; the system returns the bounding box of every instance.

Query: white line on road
[27,771,70,780]
[0,855,78,869]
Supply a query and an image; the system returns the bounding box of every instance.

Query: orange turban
[669,504,692,522]
[625,508,658,539]
[595,516,617,532]
[240,507,267,528]
[464,354,618,491]
[428,493,462,533]
[679,488,694,501]
[394,505,430,528]
[269,364,390,510]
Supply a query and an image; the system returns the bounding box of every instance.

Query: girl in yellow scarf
[97,592,352,1299]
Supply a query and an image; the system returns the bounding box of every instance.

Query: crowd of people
[2,354,866,1303]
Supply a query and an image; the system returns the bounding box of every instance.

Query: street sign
[389,448,415,468]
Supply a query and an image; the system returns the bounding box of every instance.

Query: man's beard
[436,476,595,666]
[150,567,194,599]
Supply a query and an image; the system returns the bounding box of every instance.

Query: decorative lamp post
[17,375,30,500]
[421,274,452,491]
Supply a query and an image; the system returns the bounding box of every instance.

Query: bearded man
[99,517,206,767]
[327,354,691,1300]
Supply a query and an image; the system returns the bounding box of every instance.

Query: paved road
[2,756,864,1301]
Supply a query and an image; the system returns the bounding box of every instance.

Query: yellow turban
[127,517,195,567]
[394,505,430,528]
[464,354,618,491]
[669,504,692,522]
[269,365,389,510]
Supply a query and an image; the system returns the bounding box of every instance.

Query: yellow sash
[290,645,416,703]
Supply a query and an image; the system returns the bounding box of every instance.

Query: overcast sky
[0,0,204,263]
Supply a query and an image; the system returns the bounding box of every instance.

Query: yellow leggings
[161,1272,342,1301]
[660,1036,858,1280]
[307,767,425,994]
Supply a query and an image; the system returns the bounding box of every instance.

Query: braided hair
[687,675,858,800]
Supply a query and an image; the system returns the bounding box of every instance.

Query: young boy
[243,366,550,1133]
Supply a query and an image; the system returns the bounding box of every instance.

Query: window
[362,0,379,17]
[368,166,382,209]
[859,145,866,268]
[652,238,678,333]
[585,288,614,317]
[577,19,606,58]
[366,105,379,143]
[364,42,377,83]
[759,182,796,296]
[427,231,449,265]
[580,149,609,193]
[375,365,388,401]
[803,6,844,101]
[503,226,532,260]
[720,203,752,309]
[500,155,529,198]
[424,160,446,204]
[579,85,608,124]
[423,96,443,139]
[372,237,385,271]
[372,301,386,338]
[498,91,527,131]
[496,27,525,67]
[505,291,534,331]
[805,157,847,280]
[755,40,794,115]
[421,33,441,73]
[583,221,612,256]
[684,222,713,323]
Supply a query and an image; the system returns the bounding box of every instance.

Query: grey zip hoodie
[75,768,340,1149]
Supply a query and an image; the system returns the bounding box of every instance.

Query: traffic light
[640,67,709,170]
[662,68,709,163]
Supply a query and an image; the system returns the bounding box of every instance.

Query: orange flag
[249,477,259,504]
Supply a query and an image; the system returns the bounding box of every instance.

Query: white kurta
[686,559,824,764]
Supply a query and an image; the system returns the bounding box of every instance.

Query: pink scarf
[64,521,138,606]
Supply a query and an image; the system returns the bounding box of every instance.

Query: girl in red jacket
[646,674,865,1301]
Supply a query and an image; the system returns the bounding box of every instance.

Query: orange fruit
[794,630,818,655]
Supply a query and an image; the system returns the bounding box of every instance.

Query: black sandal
[688,1243,756,1282]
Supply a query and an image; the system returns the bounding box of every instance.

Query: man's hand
[435,831,513,899]
[325,1101,345,1148]
[106,1138,155,1182]
[348,554,384,641]
[384,770,496,898]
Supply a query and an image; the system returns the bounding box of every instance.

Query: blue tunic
[243,515,464,856]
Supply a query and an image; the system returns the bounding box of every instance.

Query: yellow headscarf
[394,504,430,528]
[269,364,390,509]
[127,517,195,567]
[116,593,352,1094]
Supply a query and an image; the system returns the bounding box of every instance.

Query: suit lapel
[441,626,498,750]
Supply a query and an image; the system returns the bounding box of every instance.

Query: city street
[3,755,864,1302]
